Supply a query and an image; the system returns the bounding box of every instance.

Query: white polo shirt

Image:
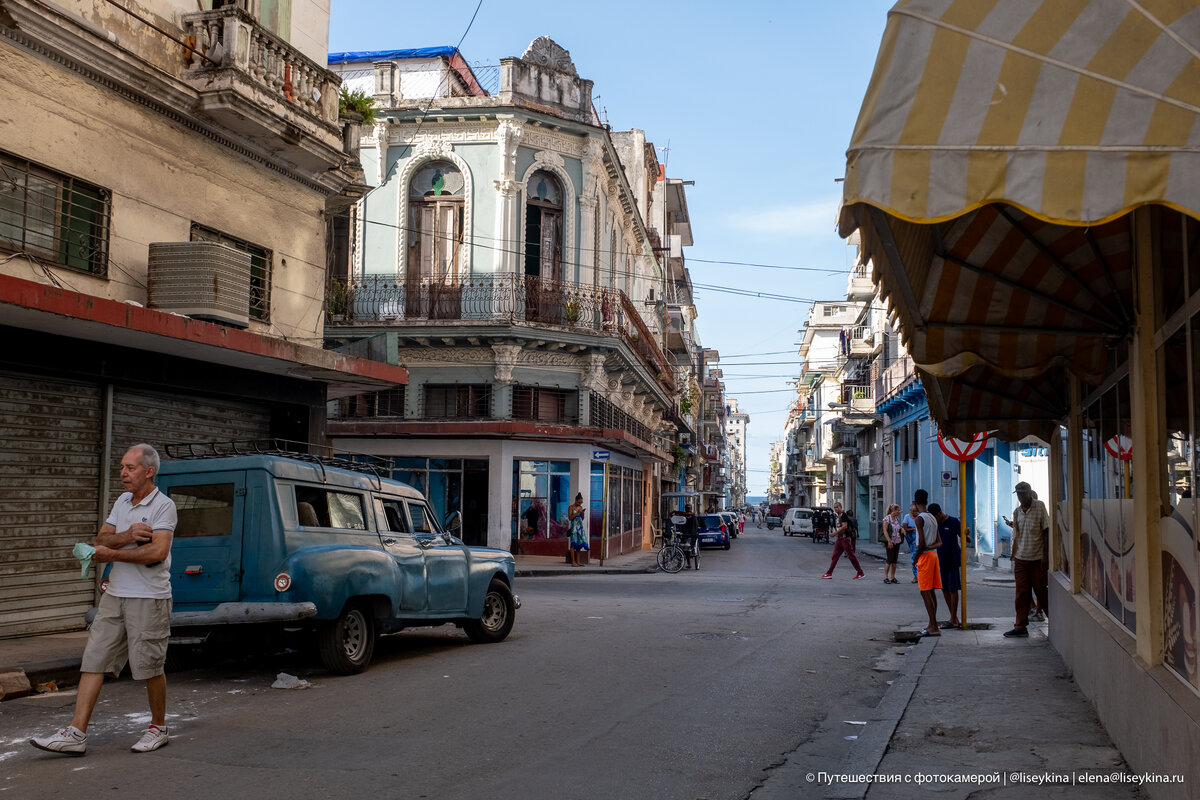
[105,486,177,599]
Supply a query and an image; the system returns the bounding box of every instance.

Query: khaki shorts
[81,593,172,680]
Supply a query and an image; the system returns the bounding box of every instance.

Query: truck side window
[171,484,235,537]
[379,499,408,533]
[407,502,434,534]
[295,487,367,530]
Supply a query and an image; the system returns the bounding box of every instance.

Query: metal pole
[600,461,608,566]
[960,459,968,629]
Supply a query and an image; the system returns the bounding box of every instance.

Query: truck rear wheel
[317,601,376,674]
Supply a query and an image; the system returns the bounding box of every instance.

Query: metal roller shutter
[108,389,272,508]
[0,373,103,638]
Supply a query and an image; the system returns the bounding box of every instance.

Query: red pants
[827,537,863,574]
[1014,557,1049,627]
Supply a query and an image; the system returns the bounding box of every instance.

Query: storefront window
[391,457,488,546]
[513,460,572,542]
[589,462,605,540]
[1079,374,1135,633]
[1160,320,1199,690]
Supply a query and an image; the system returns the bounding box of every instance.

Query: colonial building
[323,38,692,557]
[0,0,404,637]
[724,398,749,508]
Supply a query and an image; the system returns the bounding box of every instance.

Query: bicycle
[657,528,700,573]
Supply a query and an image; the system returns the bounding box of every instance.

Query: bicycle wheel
[693,545,701,571]
[660,545,685,573]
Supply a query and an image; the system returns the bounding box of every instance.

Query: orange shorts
[917,552,942,591]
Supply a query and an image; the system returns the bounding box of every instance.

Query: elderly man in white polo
[31,443,177,755]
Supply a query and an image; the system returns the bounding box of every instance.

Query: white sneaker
[131,724,169,753]
[30,726,87,755]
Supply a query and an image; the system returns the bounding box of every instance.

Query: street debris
[271,672,311,690]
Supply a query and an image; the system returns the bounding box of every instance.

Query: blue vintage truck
[115,447,518,674]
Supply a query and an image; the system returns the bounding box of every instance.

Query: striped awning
[839,0,1200,439]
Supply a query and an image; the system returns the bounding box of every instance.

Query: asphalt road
[2,527,1016,800]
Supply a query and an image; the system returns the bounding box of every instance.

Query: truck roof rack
[162,439,389,488]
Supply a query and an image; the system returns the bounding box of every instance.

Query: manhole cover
[683,632,749,641]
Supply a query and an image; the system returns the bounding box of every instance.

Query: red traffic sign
[937,431,989,461]
[1104,435,1132,461]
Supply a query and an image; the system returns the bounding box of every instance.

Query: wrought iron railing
[330,274,676,394]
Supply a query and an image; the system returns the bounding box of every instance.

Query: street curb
[2,660,83,700]
[515,566,659,577]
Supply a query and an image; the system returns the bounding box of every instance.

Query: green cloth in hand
[72,542,96,579]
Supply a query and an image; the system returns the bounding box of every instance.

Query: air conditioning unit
[148,241,251,328]
[679,433,691,445]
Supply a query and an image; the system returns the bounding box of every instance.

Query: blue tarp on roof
[328,47,458,65]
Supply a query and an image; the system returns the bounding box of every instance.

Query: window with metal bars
[331,388,406,419]
[512,386,576,423]
[0,152,110,275]
[423,384,491,419]
[190,223,271,321]
[590,392,650,442]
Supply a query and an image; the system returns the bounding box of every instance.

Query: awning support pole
[1129,205,1164,668]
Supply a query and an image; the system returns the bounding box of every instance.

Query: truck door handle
[382,538,397,545]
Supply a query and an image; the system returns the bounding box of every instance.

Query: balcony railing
[180,3,344,172]
[839,383,875,412]
[329,274,675,393]
[183,4,339,123]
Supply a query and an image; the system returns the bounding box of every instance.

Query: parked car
[782,507,813,537]
[719,511,739,538]
[98,448,519,675]
[696,513,731,549]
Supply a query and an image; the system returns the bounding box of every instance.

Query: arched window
[408,161,464,283]
[407,161,464,319]
[524,170,562,281]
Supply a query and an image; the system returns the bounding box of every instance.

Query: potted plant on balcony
[338,88,376,156]
[338,87,377,125]
[327,277,349,321]
[564,296,581,324]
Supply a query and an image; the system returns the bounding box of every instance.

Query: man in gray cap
[1003,481,1049,637]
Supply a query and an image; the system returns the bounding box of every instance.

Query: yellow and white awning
[839,0,1200,439]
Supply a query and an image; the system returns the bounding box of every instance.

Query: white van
[782,507,813,537]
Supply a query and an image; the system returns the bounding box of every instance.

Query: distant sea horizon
[745,495,767,505]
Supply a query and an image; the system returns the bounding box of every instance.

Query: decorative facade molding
[532,150,565,171]
[522,36,578,76]
[388,123,497,147]
[492,344,522,383]
[519,128,586,158]
[395,347,495,365]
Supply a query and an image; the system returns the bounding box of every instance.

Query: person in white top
[31,444,177,757]
[912,489,943,637]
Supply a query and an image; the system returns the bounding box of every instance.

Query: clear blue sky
[329,1,897,493]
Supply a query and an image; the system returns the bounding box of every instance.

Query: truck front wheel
[464,578,516,644]
[317,601,376,674]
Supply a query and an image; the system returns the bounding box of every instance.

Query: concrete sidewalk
[752,617,1146,799]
